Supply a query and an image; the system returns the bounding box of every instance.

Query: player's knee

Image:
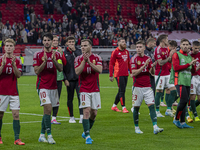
[12,112,19,119]
[83,108,90,118]
[190,94,196,100]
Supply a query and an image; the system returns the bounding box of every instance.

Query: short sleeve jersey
[190,52,200,76]
[154,46,170,76]
[109,47,131,77]
[74,53,102,93]
[0,56,22,95]
[131,54,153,87]
[33,50,62,89]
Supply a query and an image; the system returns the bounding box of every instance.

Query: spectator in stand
[91,14,97,24]
[43,0,49,14]
[104,11,109,20]
[109,17,115,26]
[96,14,102,23]
[90,6,95,17]
[20,27,28,43]
[62,20,68,31]
[63,15,68,22]
[24,4,28,19]
[93,35,99,46]
[112,36,118,46]
[5,20,10,29]
[6,25,14,39]
[48,15,55,25]
[49,1,54,14]
[117,3,122,16]
[30,11,37,24]
[67,0,72,11]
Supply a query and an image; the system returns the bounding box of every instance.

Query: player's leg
[132,87,143,134]
[10,96,25,145]
[0,111,4,144]
[160,89,167,106]
[150,75,156,96]
[155,76,165,117]
[119,76,129,112]
[75,81,83,123]
[174,86,193,128]
[165,86,176,117]
[80,92,93,144]
[144,87,163,134]
[51,81,62,124]
[111,77,121,112]
[67,81,76,123]
[89,109,97,130]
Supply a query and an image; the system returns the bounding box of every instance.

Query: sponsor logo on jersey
[7,63,11,66]
[93,60,96,64]
[48,57,51,60]
[82,102,85,106]
[137,61,141,65]
[142,61,145,64]
[42,99,46,103]
[119,52,121,55]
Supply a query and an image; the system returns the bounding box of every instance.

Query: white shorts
[38,89,59,107]
[79,92,101,110]
[190,75,200,95]
[155,75,174,90]
[132,87,155,107]
[0,95,20,112]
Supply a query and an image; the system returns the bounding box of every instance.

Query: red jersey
[33,50,62,89]
[190,51,200,76]
[74,53,102,93]
[0,57,22,95]
[109,47,131,77]
[131,54,153,87]
[154,46,170,76]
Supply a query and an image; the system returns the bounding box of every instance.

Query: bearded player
[0,39,25,145]
[130,40,163,134]
[33,33,63,144]
[110,38,132,113]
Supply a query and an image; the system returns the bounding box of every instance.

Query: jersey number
[132,94,137,101]
[87,67,91,74]
[6,67,12,74]
[47,62,53,68]
[40,92,46,99]
[142,67,147,72]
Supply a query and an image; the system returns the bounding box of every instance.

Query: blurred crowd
[0,0,199,48]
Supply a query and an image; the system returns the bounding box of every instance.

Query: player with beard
[170,39,197,128]
[33,33,63,144]
[154,34,177,118]
[187,41,200,122]
[51,35,65,124]
[109,38,132,113]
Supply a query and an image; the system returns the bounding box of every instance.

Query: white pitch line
[5,112,80,120]
[3,119,69,125]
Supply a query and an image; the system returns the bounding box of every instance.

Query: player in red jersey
[188,41,200,122]
[109,37,132,113]
[154,34,177,117]
[33,33,63,144]
[75,39,102,144]
[130,40,163,134]
[0,38,25,145]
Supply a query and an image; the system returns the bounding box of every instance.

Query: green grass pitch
[0,74,200,150]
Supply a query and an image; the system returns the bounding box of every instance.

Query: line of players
[1,33,200,145]
[0,33,102,145]
[110,35,200,133]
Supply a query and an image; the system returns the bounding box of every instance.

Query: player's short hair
[118,37,125,42]
[146,38,155,45]
[81,39,92,46]
[192,41,200,47]
[136,40,145,46]
[53,35,58,39]
[168,40,177,47]
[158,34,168,43]
[65,36,75,43]
[4,38,16,46]
[42,32,53,40]
[181,38,189,44]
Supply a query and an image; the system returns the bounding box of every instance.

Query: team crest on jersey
[93,60,96,64]
[162,52,165,55]
[42,99,46,103]
[191,90,194,93]
[159,85,162,88]
[137,61,141,65]
[82,102,85,106]
[42,56,44,61]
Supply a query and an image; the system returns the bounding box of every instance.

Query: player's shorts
[79,92,101,110]
[0,95,20,112]
[190,75,200,95]
[132,87,155,107]
[155,75,174,90]
[37,89,59,107]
